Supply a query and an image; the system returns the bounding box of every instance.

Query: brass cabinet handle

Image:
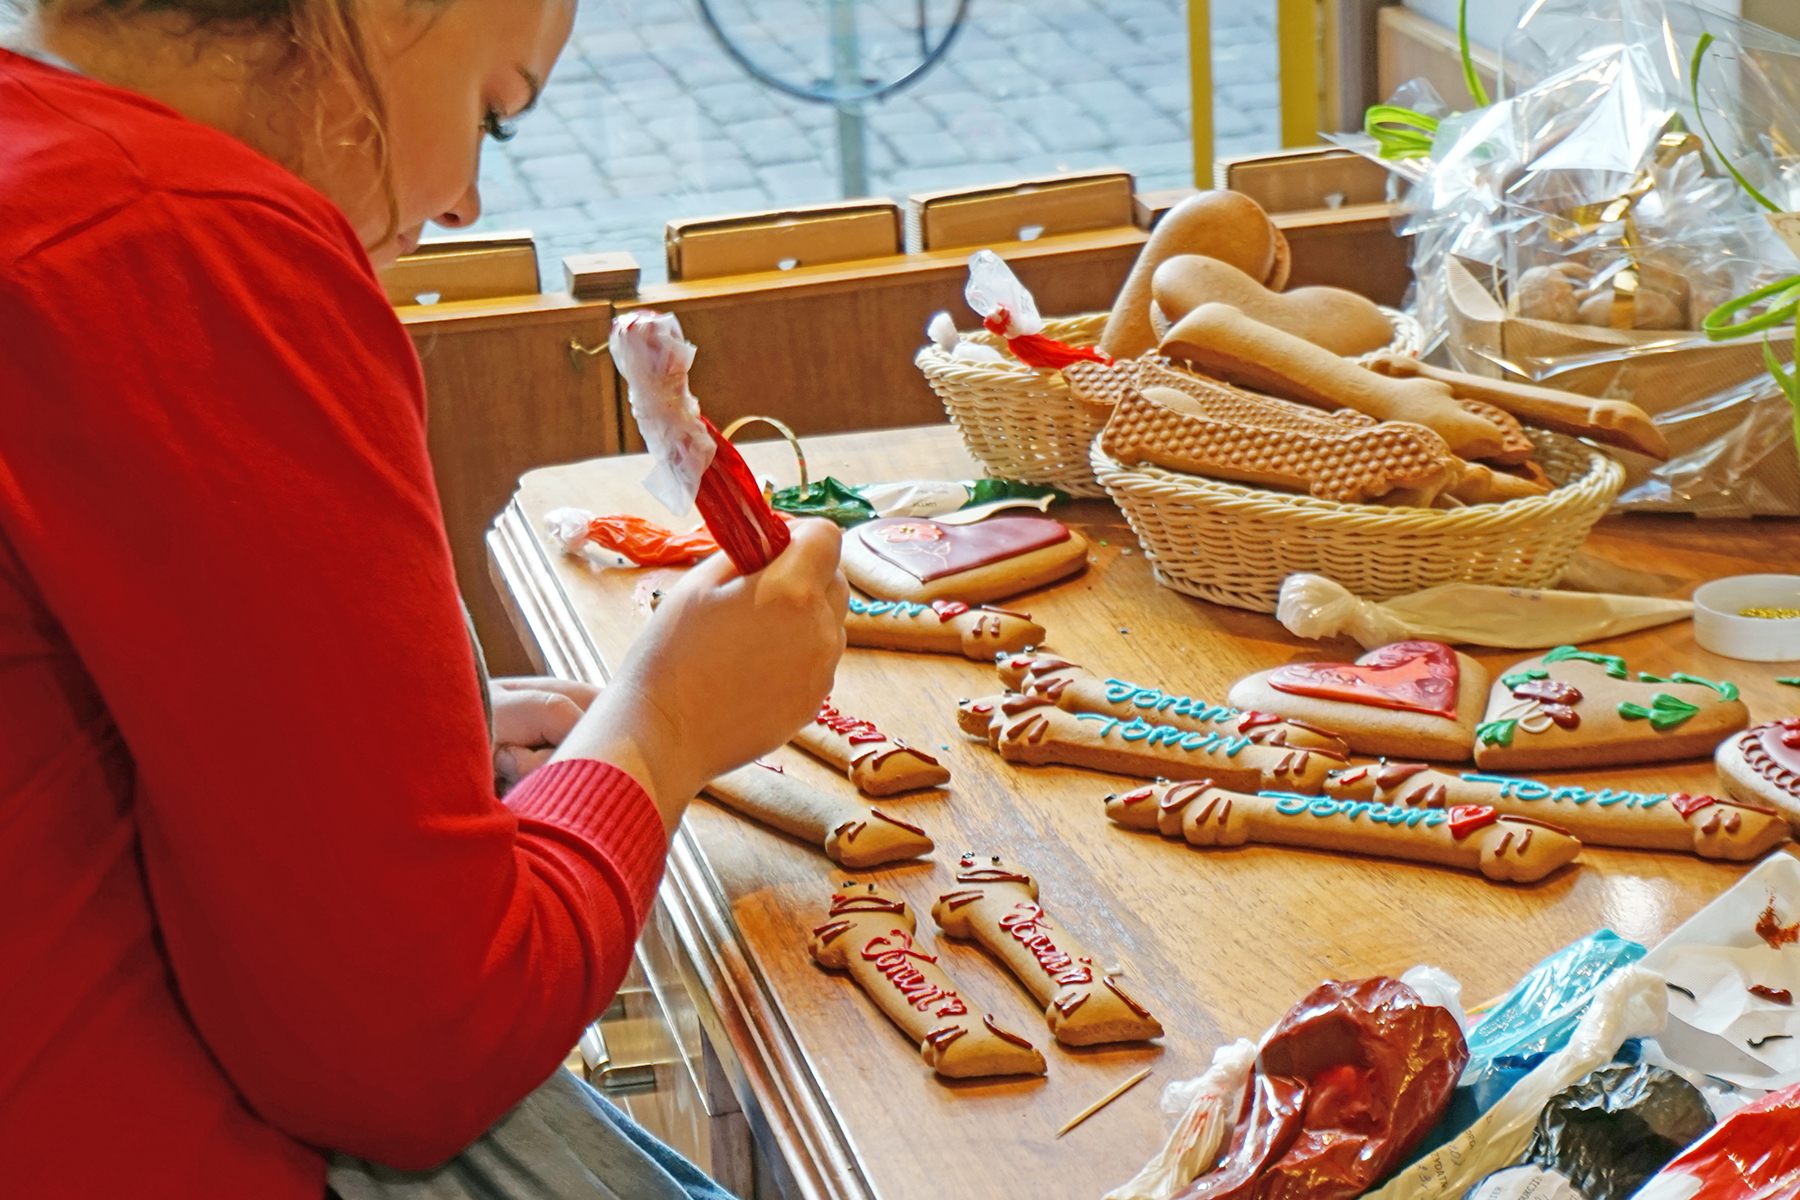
[567,337,608,371]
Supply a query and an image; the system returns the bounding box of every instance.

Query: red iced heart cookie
[857,516,1071,583]
[1267,640,1460,719]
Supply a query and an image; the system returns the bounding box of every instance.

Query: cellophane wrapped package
[1354,0,1800,515]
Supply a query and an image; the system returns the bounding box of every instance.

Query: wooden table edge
[487,502,875,1200]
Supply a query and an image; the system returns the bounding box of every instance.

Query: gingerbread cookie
[793,700,951,796]
[846,596,1045,659]
[1474,646,1749,770]
[1325,761,1788,861]
[841,515,1088,604]
[1104,780,1580,884]
[704,761,935,867]
[1126,380,1459,503]
[809,881,1046,1079]
[995,652,1347,754]
[1716,717,1800,831]
[1227,641,1488,762]
[1158,304,1510,461]
[958,693,1340,792]
[1150,254,1396,357]
[932,854,1162,1046]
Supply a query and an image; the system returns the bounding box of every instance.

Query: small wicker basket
[1090,429,1626,613]
[917,309,1423,498]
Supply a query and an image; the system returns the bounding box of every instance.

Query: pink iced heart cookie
[1227,641,1487,762]
[1265,640,1460,718]
[841,515,1088,604]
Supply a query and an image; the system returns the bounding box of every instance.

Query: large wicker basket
[917,309,1424,499]
[1090,429,1626,612]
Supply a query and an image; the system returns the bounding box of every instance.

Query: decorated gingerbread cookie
[932,854,1162,1046]
[1716,717,1800,831]
[840,515,1088,604]
[846,596,1045,659]
[810,881,1047,1080]
[1324,761,1788,861]
[1473,646,1749,770]
[793,700,951,796]
[704,760,935,868]
[995,652,1349,755]
[1104,780,1580,884]
[1226,640,1488,761]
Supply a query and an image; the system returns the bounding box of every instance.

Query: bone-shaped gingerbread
[846,596,1045,659]
[704,761,934,868]
[932,854,1162,1045]
[957,693,1339,793]
[1105,779,1581,884]
[793,700,950,796]
[1324,761,1790,862]
[809,881,1046,1079]
[994,651,1347,755]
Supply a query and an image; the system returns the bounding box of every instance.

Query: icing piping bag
[963,249,1111,369]
[1277,574,1693,650]
[610,311,790,574]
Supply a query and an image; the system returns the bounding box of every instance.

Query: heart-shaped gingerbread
[1717,717,1800,831]
[1474,645,1749,770]
[1227,641,1487,761]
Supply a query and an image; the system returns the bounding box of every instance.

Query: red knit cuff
[506,758,666,925]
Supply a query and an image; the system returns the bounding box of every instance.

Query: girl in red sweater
[0,2,847,1197]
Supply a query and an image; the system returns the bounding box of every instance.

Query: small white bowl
[1693,574,1800,662]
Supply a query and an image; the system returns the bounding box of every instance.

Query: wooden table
[489,424,1800,1200]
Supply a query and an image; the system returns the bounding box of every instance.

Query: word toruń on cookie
[932,854,1163,1046]
[840,515,1089,604]
[1227,640,1487,762]
[1473,646,1749,770]
[846,596,1045,659]
[793,700,951,796]
[995,652,1348,755]
[703,761,934,868]
[1716,718,1800,831]
[958,693,1340,792]
[810,881,1047,1079]
[1325,761,1788,861]
[1104,780,1580,883]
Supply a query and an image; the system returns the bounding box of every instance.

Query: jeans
[327,1067,739,1200]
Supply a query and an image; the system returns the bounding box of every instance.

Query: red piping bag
[964,249,1112,369]
[610,311,791,574]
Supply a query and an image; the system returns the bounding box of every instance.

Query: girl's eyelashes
[482,108,519,143]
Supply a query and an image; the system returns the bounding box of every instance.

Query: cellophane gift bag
[1354,0,1800,516]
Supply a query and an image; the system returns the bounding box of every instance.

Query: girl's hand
[489,676,600,786]
[553,519,848,827]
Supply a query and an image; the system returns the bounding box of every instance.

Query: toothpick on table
[1056,1067,1153,1138]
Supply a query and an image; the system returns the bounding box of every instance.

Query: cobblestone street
[469,0,1281,284]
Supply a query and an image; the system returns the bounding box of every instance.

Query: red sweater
[0,50,667,1198]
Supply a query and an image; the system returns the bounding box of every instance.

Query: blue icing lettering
[1074,712,1122,737]
[1510,781,1553,801]
[1462,772,1520,798]
[1102,679,1135,703]
[1550,786,1593,806]
[1637,792,1667,809]
[1273,794,1310,815]
[1310,799,1339,818]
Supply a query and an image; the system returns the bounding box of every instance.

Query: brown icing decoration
[1751,985,1794,1005]
[1376,761,1431,788]
[1104,978,1153,1020]
[856,516,1071,583]
[923,1023,967,1051]
[830,892,908,916]
[982,1014,1037,1050]
[1512,679,1583,707]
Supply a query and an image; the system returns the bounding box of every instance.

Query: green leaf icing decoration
[1781,677,1800,688]
[1636,672,1666,683]
[1543,645,1628,679]
[1618,693,1701,731]
[1668,672,1741,702]
[1501,668,1549,689]
[1476,718,1518,747]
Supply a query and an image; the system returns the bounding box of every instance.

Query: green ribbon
[1691,33,1800,453]
[1361,0,1485,161]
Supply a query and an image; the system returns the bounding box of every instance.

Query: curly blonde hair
[41,1,402,243]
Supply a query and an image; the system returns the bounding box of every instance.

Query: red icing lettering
[1267,641,1460,718]
[1448,805,1499,840]
[1236,711,1282,732]
[856,516,1071,583]
[861,929,966,1015]
[998,903,1093,985]
[816,702,888,746]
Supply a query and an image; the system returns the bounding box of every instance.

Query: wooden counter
[489,424,1800,1200]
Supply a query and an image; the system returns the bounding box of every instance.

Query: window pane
[466,0,1280,284]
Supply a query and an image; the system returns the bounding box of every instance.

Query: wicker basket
[917,309,1423,498]
[1090,430,1626,613]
